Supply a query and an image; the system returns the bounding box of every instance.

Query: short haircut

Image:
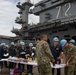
[41,34,47,39]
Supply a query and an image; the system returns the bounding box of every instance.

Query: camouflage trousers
[38,63,52,75]
[65,64,76,75]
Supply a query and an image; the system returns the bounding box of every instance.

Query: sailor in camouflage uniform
[60,39,76,75]
[36,34,55,75]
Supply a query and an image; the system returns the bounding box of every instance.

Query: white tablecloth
[0,59,66,69]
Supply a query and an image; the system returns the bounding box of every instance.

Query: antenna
[12,25,14,29]
[33,0,34,4]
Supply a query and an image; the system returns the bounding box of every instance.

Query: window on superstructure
[51,0,60,3]
[49,32,52,35]
[64,35,70,38]
[62,29,68,31]
[52,30,57,33]
[45,13,51,20]
[58,29,68,32]
[37,34,40,36]
[58,29,63,32]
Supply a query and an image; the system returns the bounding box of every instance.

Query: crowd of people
[0,41,36,75]
[0,34,76,75]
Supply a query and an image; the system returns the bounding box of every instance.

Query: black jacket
[0,48,4,59]
[50,45,62,63]
[18,47,26,58]
[9,46,16,57]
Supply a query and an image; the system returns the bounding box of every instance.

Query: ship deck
[0,67,65,75]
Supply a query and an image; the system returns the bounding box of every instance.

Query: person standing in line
[0,43,6,68]
[9,42,16,69]
[18,41,26,72]
[50,37,62,75]
[60,39,76,75]
[3,44,9,68]
[26,43,35,75]
[36,34,55,75]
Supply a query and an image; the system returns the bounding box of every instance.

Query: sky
[0,0,41,36]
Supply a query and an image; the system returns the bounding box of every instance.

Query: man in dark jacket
[3,45,9,68]
[0,43,6,68]
[18,41,26,72]
[9,42,16,69]
[0,43,5,58]
[50,37,62,75]
[26,43,35,75]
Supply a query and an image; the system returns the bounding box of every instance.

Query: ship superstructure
[12,0,76,43]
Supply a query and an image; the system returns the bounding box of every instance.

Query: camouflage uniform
[63,44,76,75]
[36,40,55,75]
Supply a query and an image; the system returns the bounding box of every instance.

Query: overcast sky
[0,0,41,36]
